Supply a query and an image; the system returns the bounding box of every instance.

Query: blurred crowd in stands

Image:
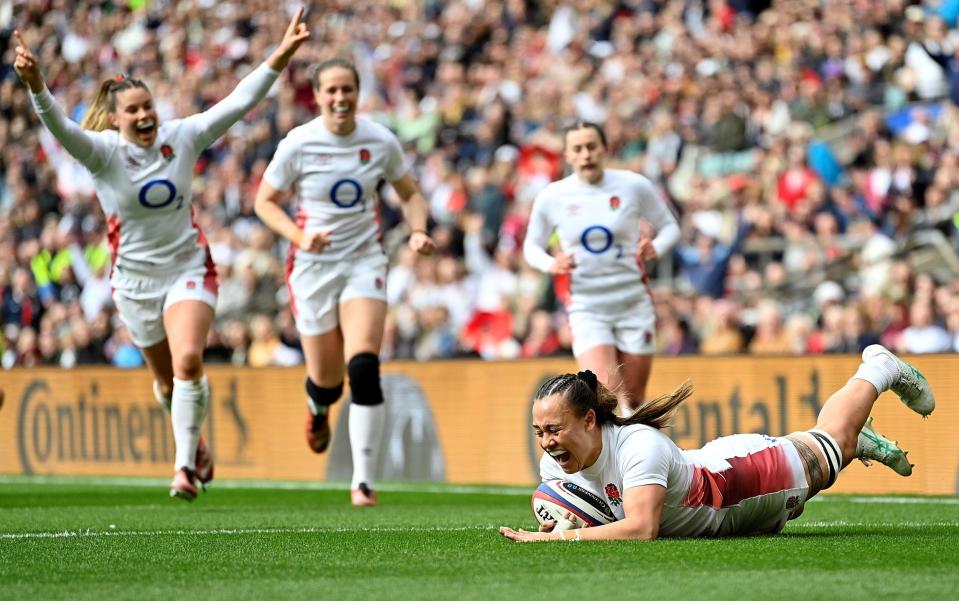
[4,0,959,369]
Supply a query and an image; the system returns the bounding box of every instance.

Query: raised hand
[12,30,44,93]
[268,6,311,70]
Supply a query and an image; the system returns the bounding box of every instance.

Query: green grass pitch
[1,477,958,601]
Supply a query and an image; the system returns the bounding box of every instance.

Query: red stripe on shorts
[285,209,307,318]
[682,445,793,509]
[190,207,218,294]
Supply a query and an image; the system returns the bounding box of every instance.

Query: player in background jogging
[13,8,310,501]
[523,122,679,415]
[254,58,435,507]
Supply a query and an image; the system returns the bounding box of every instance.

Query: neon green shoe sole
[857,416,913,477]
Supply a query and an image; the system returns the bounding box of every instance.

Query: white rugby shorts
[692,433,810,536]
[568,295,656,356]
[286,251,388,336]
[111,260,218,348]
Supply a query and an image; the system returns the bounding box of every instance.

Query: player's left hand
[13,31,44,93]
[499,526,553,543]
[409,231,435,256]
[277,6,311,59]
[637,238,657,261]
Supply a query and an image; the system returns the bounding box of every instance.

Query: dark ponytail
[534,370,692,431]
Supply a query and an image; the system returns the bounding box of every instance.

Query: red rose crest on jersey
[605,483,623,507]
[610,196,621,210]
[160,144,176,162]
[375,277,383,290]
[359,148,371,164]
[186,280,196,290]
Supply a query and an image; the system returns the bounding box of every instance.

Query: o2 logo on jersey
[330,178,365,209]
[138,179,183,210]
[580,225,623,258]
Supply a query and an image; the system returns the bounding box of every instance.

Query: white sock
[171,376,208,471]
[850,356,898,395]
[153,381,172,412]
[349,403,385,489]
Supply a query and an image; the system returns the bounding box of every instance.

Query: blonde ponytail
[80,76,151,131]
[80,79,116,131]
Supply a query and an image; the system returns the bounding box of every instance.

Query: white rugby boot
[856,416,913,477]
[861,345,936,416]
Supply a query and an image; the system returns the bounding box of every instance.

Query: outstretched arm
[190,7,310,148]
[14,30,108,173]
[499,484,665,542]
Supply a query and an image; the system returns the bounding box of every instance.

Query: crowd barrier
[1,355,957,494]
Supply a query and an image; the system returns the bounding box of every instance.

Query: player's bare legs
[793,346,934,498]
[302,328,346,387]
[576,344,624,410]
[163,300,215,500]
[340,297,387,506]
[618,351,652,412]
[141,338,174,401]
[811,379,878,468]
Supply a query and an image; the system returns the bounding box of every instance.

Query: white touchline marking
[0,525,500,541]
[808,496,959,505]
[845,497,959,505]
[792,521,959,528]
[3,521,956,541]
[0,475,532,496]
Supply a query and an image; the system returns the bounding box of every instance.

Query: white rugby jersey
[29,64,280,279]
[540,425,808,538]
[523,169,679,311]
[262,116,406,263]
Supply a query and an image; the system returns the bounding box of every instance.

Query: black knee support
[347,352,383,406]
[306,378,343,407]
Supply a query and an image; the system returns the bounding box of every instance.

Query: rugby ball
[531,480,616,530]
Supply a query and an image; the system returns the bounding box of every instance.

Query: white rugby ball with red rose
[531,479,617,531]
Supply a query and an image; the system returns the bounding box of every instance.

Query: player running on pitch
[13,9,310,501]
[523,121,679,415]
[254,58,435,507]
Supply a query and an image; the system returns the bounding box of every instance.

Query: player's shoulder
[611,422,674,452]
[605,168,654,187]
[355,116,400,142]
[89,128,120,144]
[282,117,324,143]
[538,173,578,197]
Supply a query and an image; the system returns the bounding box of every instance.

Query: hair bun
[576,370,598,391]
